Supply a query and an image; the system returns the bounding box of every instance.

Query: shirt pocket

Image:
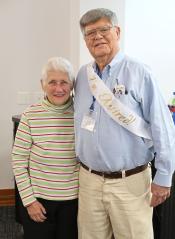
[124,166,151,197]
[115,90,139,111]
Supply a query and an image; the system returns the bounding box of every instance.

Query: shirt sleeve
[140,70,175,187]
[12,112,37,206]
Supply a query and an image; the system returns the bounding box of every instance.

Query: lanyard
[89,96,96,112]
[89,65,102,112]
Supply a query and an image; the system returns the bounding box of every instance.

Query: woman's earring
[71,91,74,99]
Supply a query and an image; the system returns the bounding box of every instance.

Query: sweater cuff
[22,194,37,207]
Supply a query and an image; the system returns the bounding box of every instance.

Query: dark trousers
[19,198,78,239]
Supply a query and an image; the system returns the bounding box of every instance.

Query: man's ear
[115,26,120,39]
[115,26,121,39]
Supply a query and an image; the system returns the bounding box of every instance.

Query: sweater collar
[42,97,73,113]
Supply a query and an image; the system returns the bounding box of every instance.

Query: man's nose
[94,30,103,39]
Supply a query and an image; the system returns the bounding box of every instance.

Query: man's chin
[93,48,110,56]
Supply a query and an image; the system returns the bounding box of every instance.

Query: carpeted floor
[0,206,23,239]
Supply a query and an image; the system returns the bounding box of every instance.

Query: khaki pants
[78,166,153,239]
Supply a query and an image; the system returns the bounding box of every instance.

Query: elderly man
[74,8,175,239]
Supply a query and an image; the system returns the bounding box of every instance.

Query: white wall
[2,0,174,189]
[124,0,175,101]
[0,0,125,189]
[0,0,79,189]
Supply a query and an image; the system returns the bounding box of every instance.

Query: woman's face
[41,70,73,106]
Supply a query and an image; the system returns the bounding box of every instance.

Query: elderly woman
[12,57,79,239]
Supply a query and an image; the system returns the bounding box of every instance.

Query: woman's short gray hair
[80,8,118,33]
[41,57,74,84]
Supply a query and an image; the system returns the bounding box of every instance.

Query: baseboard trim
[0,189,15,206]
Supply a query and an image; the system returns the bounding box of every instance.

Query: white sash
[87,63,153,142]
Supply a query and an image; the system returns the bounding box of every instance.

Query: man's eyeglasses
[84,25,114,40]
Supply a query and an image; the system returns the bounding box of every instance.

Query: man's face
[84,18,120,63]
[41,70,72,106]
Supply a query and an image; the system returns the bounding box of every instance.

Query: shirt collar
[93,51,124,77]
[108,50,124,68]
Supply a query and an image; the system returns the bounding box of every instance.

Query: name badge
[81,114,96,132]
[113,84,126,95]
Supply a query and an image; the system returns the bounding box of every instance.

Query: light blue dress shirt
[74,51,175,187]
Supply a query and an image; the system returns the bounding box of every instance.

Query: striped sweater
[12,98,79,206]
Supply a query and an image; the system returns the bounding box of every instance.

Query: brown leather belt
[80,162,148,179]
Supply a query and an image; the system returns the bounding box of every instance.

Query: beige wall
[0,0,125,189]
[0,0,79,188]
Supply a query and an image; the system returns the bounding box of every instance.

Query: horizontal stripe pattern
[12,100,79,206]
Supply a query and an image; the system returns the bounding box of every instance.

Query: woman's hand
[26,200,47,222]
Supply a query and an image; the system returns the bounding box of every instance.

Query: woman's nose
[54,83,64,91]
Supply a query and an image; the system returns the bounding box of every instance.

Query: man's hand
[150,183,171,207]
[26,200,47,222]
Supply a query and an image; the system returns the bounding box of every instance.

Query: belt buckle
[121,170,126,178]
[101,172,105,178]
[102,171,110,178]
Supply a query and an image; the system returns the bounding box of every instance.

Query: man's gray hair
[80,8,118,33]
[41,57,74,83]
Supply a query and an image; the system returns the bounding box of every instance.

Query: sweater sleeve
[12,112,37,206]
